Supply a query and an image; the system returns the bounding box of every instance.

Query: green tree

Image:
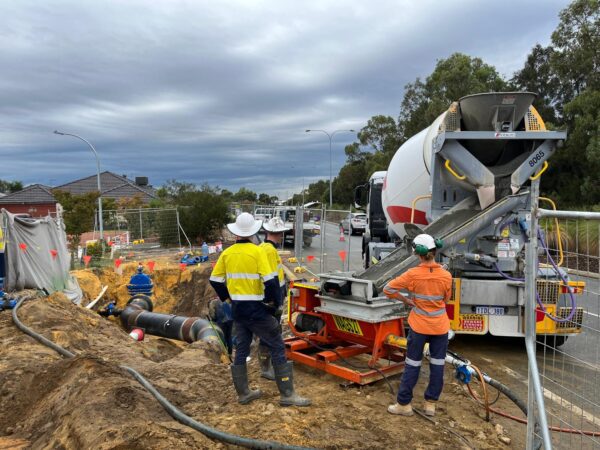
[178,185,230,242]
[551,0,599,104]
[332,161,369,206]
[0,179,23,193]
[53,190,100,255]
[233,187,257,202]
[398,53,507,140]
[511,44,561,123]
[258,193,272,204]
[157,179,197,201]
[513,0,599,205]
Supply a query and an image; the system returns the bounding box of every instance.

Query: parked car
[340,213,367,235]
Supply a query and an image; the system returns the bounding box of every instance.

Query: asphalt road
[295,224,600,447]
[299,221,364,275]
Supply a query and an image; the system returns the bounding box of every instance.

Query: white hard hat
[413,234,436,251]
[227,213,262,237]
[263,217,291,233]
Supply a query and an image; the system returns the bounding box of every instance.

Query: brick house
[0,172,157,217]
[0,184,57,217]
[53,172,157,204]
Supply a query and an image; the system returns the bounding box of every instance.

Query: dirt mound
[0,291,527,449]
[73,259,216,318]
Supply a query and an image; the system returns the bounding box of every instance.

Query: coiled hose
[12,295,312,450]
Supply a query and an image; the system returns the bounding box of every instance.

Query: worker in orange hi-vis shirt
[383,234,452,418]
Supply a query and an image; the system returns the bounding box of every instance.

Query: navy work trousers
[397,329,448,405]
[233,314,287,366]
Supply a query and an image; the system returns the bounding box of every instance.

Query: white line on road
[502,365,600,426]
[584,310,600,318]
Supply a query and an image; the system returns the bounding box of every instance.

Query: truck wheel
[540,335,568,348]
[303,236,312,248]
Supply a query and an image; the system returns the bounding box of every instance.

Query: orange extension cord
[467,364,600,437]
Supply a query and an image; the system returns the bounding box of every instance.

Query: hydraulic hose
[12,296,312,450]
[493,227,578,323]
[466,365,600,438]
[536,228,577,322]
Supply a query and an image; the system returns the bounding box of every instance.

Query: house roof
[1,172,158,206]
[102,183,158,200]
[0,184,56,204]
[53,171,157,201]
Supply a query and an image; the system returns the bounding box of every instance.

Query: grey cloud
[0,0,569,196]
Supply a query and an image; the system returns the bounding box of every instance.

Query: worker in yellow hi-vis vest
[257,217,291,380]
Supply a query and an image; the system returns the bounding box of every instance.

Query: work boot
[258,344,275,380]
[273,361,311,407]
[423,400,436,417]
[387,402,413,416]
[231,364,262,405]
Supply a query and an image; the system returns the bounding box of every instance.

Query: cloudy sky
[1,0,568,198]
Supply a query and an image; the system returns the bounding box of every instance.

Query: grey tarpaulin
[1,209,82,304]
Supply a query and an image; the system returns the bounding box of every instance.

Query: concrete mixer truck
[292,92,584,351]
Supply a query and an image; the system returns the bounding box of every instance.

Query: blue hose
[493,228,577,323]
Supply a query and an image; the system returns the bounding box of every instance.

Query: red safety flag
[307,255,315,263]
[19,243,27,252]
[50,249,58,260]
[338,250,347,262]
[114,258,123,269]
[147,260,155,273]
[83,255,92,267]
[107,241,113,247]
[179,262,187,271]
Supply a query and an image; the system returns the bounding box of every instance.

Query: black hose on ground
[478,371,542,449]
[485,377,528,417]
[11,296,313,450]
[12,295,75,359]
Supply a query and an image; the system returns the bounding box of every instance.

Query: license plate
[475,306,505,315]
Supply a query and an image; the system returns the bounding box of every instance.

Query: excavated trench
[0,257,527,449]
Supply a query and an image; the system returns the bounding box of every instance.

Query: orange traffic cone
[339,227,345,242]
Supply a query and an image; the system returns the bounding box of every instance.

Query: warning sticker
[508,251,516,258]
[495,132,516,138]
[510,238,520,250]
[501,228,510,237]
[502,95,516,105]
[498,242,510,251]
[458,314,486,333]
[332,315,363,336]
[498,251,508,258]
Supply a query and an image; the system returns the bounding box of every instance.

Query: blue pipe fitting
[455,365,472,384]
[127,266,153,296]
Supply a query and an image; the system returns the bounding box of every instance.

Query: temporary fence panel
[98,208,188,257]
[292,206,362,276]
[526,181,600,449]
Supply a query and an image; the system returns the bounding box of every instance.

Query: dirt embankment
[0,259,527,449]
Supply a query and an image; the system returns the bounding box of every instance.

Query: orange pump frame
[285,281,407,385]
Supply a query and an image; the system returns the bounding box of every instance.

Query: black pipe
[120,295,224,344]
[12,296,313,450]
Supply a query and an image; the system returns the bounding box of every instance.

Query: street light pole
[53,131,104,243]
[305,129,354,207]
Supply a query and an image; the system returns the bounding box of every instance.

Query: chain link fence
[526,182,600,449]
[288,206,363,276]
[74,208,191,267]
